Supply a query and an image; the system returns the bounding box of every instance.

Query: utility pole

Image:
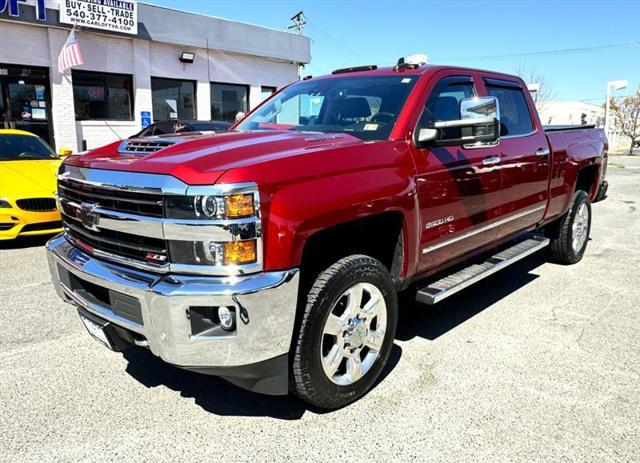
[288,11,306,35]
[288,11,307,80]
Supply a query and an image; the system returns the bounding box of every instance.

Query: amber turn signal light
[224,240,257,264]
[225,193,255,218]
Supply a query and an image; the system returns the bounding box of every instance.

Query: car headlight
[165,186,261,269]
[165,193,255,220]
[0,199,12,208]
[169,239,258,266]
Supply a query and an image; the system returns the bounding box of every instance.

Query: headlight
[0,199,12,208]
[168,239,258,266]
[165,193,255,220]
[165,185,261,270]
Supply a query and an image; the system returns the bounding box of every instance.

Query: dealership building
[0,0,311,152]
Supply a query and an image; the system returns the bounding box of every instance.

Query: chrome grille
[63,212,168,263]
[58,176,167,269]
[16,198,57,212]
[119,139,176,154]
[58,178,163,218]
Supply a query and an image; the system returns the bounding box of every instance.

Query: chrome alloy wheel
[572,202,590,253]
[320,282,387,386]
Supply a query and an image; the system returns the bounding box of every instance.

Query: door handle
[482,156,501,166]
[536,147,550,157]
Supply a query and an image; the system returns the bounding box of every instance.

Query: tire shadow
[123,347,309,419]
[123,342,403,419]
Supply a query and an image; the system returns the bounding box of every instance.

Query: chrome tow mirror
[417,96,501,148]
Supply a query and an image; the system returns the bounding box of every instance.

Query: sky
[146,0,640,104]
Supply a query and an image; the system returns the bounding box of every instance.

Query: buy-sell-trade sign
[59,0,138,35]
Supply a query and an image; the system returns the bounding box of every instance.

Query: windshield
[236,75,418,141]
[191,121,232,132]
[0,134,56,161]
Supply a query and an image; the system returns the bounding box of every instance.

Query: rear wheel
[548,190,592,264]
[291,255,398,409]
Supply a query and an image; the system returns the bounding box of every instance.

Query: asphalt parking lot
[1,156,639,463]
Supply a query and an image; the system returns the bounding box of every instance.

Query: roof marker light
[394,54,428,71]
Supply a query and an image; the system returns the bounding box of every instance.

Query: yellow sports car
[0,129,65,240]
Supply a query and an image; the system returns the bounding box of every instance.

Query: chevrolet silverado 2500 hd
[47,59,608,409]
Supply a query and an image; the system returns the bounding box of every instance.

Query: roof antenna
[288,11,307,34]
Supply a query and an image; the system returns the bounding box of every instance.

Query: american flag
[58,27,84,74]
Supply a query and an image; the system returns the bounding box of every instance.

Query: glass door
[0,64,53,145]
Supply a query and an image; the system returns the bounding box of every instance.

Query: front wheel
[548,190,592,264]
[291,255,398,410]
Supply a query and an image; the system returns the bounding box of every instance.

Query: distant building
[536,101,604,127]
[537,100,634,152]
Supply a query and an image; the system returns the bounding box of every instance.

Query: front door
[0,64,54,146]
[411,73,503,274]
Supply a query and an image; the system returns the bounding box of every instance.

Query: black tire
[548,190,592,264]
[291,255,398,410]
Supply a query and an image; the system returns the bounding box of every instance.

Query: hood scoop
[118,137,182,155]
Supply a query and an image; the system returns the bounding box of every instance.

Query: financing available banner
[59,0,138,35]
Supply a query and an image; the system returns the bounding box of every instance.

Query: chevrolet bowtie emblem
[78,202,100,232]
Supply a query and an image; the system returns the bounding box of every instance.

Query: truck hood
[65,131,365,185]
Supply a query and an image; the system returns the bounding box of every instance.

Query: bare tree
[513,62,556,103]
[610,86,640,155]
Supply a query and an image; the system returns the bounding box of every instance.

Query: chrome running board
[416,236,550,305]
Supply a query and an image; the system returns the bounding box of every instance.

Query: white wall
[1,21,301,151]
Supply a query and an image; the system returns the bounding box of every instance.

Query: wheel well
[575,164,599,196]
[299,212,405,290]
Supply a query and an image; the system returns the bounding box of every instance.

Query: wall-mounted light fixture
[179,52,195,64]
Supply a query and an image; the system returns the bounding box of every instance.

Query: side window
[485,84,533,136]
[419,76,475,140]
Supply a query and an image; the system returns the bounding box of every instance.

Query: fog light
[218,306,236,331]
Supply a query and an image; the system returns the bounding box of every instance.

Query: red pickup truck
[47,58,608,409]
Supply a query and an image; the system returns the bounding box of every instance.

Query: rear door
[480,77,550,237]
[411,72,503,274]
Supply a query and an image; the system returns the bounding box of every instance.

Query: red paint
[65,65,607,282]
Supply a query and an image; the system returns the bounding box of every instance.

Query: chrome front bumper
[46,235,299,369]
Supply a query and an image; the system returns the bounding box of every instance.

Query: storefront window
[72,71,133,121]
[151,78,196,121]
[1,64,53,144]
[261,86,276,102]
[211,83,248,123]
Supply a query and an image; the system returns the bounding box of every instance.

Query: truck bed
[545,126,607,158]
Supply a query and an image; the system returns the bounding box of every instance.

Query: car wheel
[548,190,592,265]
[291,255,398,410]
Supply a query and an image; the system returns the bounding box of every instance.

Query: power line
[437,41,640,62]
[305,21,377,63]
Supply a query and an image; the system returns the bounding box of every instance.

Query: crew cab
[46,57,608,409]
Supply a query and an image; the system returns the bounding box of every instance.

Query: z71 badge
[425,215,454,229]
